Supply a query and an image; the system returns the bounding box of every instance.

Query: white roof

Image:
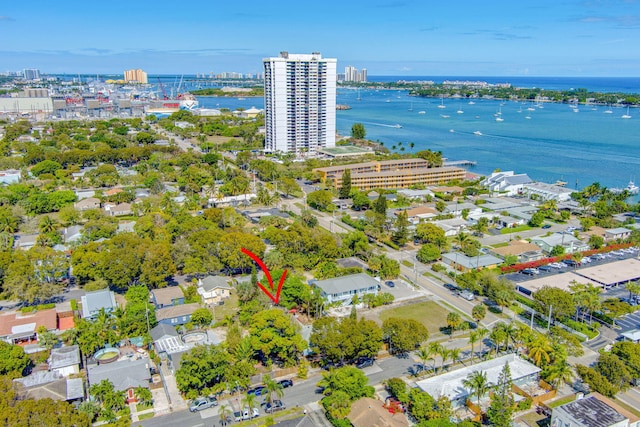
[621,329,640,342]
[416,354,540,402]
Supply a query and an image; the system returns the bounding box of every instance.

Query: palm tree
[449,348,461,367]
[462,370,490,406]
[528,334,553,367]
[468,331,480,362]
[626,281,640,302]
[317,368,340,395]
[242,392,258,414]
[416,346,434,373]
[218,404,232,427]
[263,375,284,406]
[546,359,574,390]
[428,342,444,374]
[440,348,452,371]
[134,386,152,406]
[39,215,58,234]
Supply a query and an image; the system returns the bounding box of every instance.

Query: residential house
[81,289,118,319]
[151,286,185,309]
[117,221,136,234]
[491,240,544,263]
[551,392,640,427]
[104,202,132,217]
[400,206,437,223]
[481,171,533,196]
[74,197,100,211]
[13,233,39,251]
[87,358,151,403]
[75,190,96,200]
[0,169,21,184]
[397,188,434,200]
[62,225,83,244]
[104,188,123,197]
[238,106,263,118]
[347,397,409,427]
[444,202,482,218]
[312,273,379,306]
[416,354,541,409]
[14,371,84,402]
[522,182,573,202]
[530,233,590,255]
[156,303,199,326]
[48,345,81,377]
[197,276,232,305]
[0,308,58,347]
[605,227,632,242]
[441,252,502,272]
[432,218,468,237]
[71,167,97,181]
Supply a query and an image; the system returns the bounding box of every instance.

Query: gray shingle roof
[49,345,80,370]
[87,358,151,392]
[199,276,231,292]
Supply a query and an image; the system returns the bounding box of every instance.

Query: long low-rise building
[313,159,466,191]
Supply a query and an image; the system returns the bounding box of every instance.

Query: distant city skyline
[2,1,640,77]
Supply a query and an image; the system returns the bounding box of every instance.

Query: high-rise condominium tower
[263,52,336,155]
[123,69,148,84]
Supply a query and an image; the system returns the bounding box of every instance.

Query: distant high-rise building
[343,66,367,83]
[23,69,40,80]
[123,69,148,84]
[263,51,337,155]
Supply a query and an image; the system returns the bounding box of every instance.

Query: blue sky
[1,0,640,76]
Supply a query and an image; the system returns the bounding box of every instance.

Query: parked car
[521,268,538,276]
[243,406,260,420]
[189,396,218,412]
[444,283,459,292]
[458,290,475,301]
[562,259,579,267]
[355,358,375,369]
[538,265,552,272]
[234,409,243,422]
[542,224,552,229]
[385,280,395,288]
[247,386,267,396]
[278,379,293,388]
[265,400,286,414]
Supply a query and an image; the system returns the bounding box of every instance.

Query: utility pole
[547,304,553,332]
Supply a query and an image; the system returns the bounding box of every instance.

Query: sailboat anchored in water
[622,105,632,119]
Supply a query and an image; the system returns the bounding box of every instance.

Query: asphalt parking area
[616,311,640,334]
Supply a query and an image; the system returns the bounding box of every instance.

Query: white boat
[622,106,632,119]
[393,124,402,128]
[408,102,413,112]
[525,115,531,119]
[449,129,455,133]
[385,99,391,103]
[440,114,450,118]
[468,101,476,105]
[438,97,446,109]
[612,180,639,194]
[495,106,504,121]
[418,110,426,114]
[495,117,504,122]
[473,131,482,136]
[457,108,464,114]
[604,103,613,114]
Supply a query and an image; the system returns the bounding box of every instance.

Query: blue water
[197,86,640,192]
[370,76,640,93]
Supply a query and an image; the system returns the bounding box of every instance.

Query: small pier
[443,160,477,167]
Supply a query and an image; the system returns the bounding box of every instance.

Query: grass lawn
[491,242,510,248]
[136,402,153,411]
[138,412,154,421]
[401,260,413,268]
[378,301,452,336]
[500,225,533,234]
[213,292,239,321]
[547,395,576,408]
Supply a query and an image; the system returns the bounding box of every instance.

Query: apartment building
[263,52,337,155]
[313,158,465,190]
[123,69,148,84]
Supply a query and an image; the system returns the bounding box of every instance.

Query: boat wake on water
[360,121,403,128]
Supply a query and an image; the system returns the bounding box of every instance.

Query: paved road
[134,355,416,427]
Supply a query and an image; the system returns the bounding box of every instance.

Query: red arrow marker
[241,248,288,305]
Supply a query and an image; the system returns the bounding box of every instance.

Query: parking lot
[615,311,640,334]
[507,248,640,285]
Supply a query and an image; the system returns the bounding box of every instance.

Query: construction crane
[157,77,168,100]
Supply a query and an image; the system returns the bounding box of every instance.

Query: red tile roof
[0,309,58,337]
